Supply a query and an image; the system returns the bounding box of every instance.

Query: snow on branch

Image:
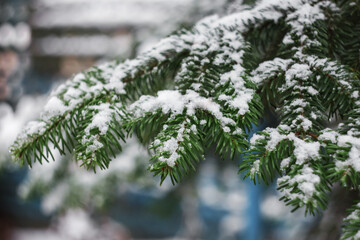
[9,0,360,237]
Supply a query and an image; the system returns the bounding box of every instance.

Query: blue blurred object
[243,121,268,240]
[109,189,182,238]
[245,178,262,240]
[200,204,231,239]
[0,168,50,226]
[22,72,56,95]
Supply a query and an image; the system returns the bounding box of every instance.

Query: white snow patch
[130,90,237,128]
[278,164,320,202]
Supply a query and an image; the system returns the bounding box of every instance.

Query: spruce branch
[9,0,360,238]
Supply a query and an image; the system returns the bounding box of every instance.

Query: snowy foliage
[10,0,360,238]
[0,97,46,168]
[19,138,152,213]
[13,209,128,240]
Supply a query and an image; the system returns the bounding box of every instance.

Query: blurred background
[0,0,317,239]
